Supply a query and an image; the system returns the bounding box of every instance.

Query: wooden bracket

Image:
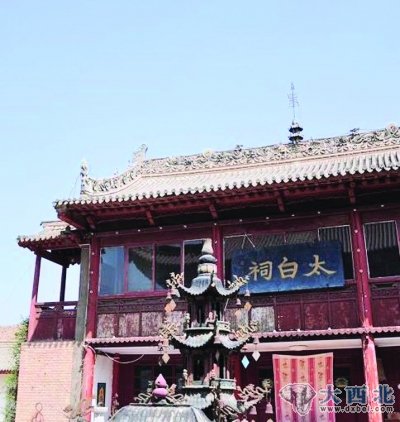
[209,203,218,220]
[145,209,155,226]
[273,190,286,212]
[348,182,356,205]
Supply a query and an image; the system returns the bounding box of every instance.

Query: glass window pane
[252,234,285,248]
[364,221,400,278]
[184,240,204,287]
[224,236,251,282]
[224,234,285,282]
[286,231,317,244]
[99,246,124,296]
[155,244,181,290]
[319,226,354,279]
[128,246,153,292]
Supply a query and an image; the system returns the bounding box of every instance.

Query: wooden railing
[95,285,362,338]
[30,301,78,341]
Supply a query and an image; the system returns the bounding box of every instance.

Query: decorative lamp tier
[289,120,304,144]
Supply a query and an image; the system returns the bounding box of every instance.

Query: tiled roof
[87,335,161,345]
[0,325,18,372]
[184,393,214,410]
[172,332,214,349]
[55,124,400,207]
[179,277,240,297]
[111,404,213,422]
[258,325,400,339]
[0,326,18,342]
[218,334,249,350]
[86,326,400,347]
[17,221,70,244]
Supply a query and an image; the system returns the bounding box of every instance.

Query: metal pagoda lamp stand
[112,239,273,422]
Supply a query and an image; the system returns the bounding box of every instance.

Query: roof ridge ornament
[288,83,304,145]
[131,144,148,168]
[80,159,92,195]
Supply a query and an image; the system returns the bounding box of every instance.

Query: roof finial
[132,144,148,168]
[287,83,303,145]
[288,82,298,122]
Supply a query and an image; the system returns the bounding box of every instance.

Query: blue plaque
[231,241,345,293]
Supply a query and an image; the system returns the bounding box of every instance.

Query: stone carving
[80,125,400,195]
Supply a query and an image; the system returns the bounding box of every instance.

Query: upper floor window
[224,231,320,282]
[128,246,153,292]
[224,233,284,282]
[155,244,181,290]
[99,246,124,296]
[99,239,204,296]
[183,240,204,287]
[364,221,400,278]
[318,225,353,280]
[224,226,354,282]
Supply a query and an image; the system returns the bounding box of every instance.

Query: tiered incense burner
[147,239,273,421]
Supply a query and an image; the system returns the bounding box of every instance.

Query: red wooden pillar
[82,345,96,413]
[28,254,41,341]
[231,354,242,387]
[111,354,120,413]
[82,238,100,419]
[59,264,68,302]
[362,334,382,422]
[86,238,100,338]
[212,224,224,280]
[349,210,373,327]
[351,211,382,421]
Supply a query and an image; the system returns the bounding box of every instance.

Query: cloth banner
[273,353,335,422]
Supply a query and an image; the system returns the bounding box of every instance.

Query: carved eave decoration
[78,124,400,194]
[166,272,248,299]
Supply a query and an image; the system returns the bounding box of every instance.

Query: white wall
[0,374,8,422]
[92,355,113,420]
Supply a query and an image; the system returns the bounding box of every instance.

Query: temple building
[15,123,400,422]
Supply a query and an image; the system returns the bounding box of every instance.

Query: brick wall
[15,341,82,422]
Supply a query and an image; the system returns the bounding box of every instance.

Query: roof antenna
[288,83,303,145]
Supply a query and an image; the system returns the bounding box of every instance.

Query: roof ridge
[75,125,399,198]
[141,128,373,164]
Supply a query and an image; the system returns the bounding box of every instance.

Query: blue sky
[0,1,399,324]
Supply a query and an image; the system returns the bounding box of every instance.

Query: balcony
[95,285,361,339]
[30,301,77,341]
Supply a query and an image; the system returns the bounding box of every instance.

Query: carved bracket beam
[348,182,356,205]
[209,203,218,220]
[86,215,97,230]
[274,189,286,213]
[145,209,155,226]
